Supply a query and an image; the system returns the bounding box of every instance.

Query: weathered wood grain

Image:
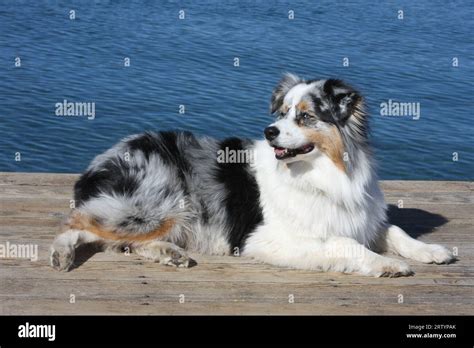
[0,172,472,315]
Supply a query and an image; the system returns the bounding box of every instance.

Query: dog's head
[264,73,368,172]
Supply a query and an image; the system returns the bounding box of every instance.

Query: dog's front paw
[50,245,75,271]
[412,244,455,264]
[366,258,414,278]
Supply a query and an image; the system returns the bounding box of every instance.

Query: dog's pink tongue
[274,148,286,156]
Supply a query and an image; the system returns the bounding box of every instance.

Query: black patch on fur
[74,158,140,206]
[118,215,147,229]
[154,132,183,168]
[127,131,193,185]
[127,132,157,161]
[323,79,360,125]
[214,137,263,252]
[323,78,344,95]
[128,131,179,165]
[310,95,337,125]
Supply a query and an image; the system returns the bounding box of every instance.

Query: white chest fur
[250,141,387,247]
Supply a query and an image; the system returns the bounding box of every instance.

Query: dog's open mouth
[272,144,315,160]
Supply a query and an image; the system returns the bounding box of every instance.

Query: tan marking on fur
[303,127,346,173]
[296,101,310,112]
[63,211,174,242]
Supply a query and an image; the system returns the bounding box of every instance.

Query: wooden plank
[0,173,78,186]
[3,298,471,315]
[0,172,473,315]
[0,255,472,283]
[380,180,473,192]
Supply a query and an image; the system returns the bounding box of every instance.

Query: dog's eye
[278,111,286,118]
[301,112,311,119]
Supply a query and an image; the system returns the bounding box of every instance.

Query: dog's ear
[324,79,362,124]
[270,73,302,114]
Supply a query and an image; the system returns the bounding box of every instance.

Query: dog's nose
[264,126,280,141]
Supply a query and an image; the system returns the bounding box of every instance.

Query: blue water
[0,0,473,179]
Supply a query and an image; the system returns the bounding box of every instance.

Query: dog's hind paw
[50,246,75,271]
[162,249,196,268]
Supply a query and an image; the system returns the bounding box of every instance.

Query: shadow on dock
[387,204,448,238]
[70,242,104,271]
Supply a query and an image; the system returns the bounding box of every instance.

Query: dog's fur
[50,74,454,276]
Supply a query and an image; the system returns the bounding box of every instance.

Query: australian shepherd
[50,74,454,276]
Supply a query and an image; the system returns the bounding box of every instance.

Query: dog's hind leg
[50,229,195,270]
[378,225,455,264]
[50,211,195,270]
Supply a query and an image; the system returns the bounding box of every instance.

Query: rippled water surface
[0,0,473,179]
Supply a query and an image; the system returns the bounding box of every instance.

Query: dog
[50,73,454,276]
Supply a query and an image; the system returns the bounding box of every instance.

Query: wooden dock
[0,173,472,315]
